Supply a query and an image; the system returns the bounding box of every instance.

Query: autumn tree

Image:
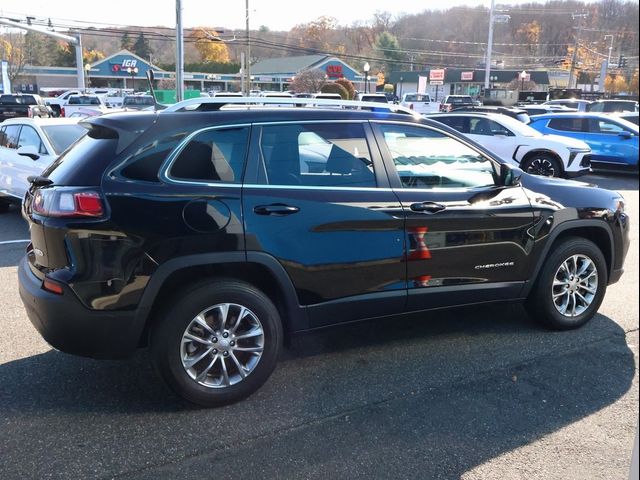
[191,28,230,63]
[335,78,355,99]
[290,68,327,93]
[320,82,348,99]
[605,74,629,94]
[0,30,27,81]
[629,70,639,95]
[290,16,345,54]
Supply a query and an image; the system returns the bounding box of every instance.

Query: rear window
[42,133,118,186]
[448,97,473,104]
[359,95,388,103]
[123,96,155,106]
[405,94,430,102]
[41,125,87,155]
[0,95,37,105]
[68,96,101,105]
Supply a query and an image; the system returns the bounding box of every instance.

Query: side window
[1,125,21,149]
[469,118,494,136]
[120,131,188,182]
[378,124,497,190]
[589,120,624,135]
[548,118,585,132]
[169,127,249,183]
[18,126,45,154]
[260,123,375,188]
[488,120,513,136]
[0,127,6,148]
[437,116,469,134]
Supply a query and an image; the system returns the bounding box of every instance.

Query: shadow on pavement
[0,302,635,479]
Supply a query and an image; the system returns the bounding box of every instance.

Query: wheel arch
[523,221,614,298]
[134,252,307,346]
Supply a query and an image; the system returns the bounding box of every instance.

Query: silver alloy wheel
[552,254,598,318]
[180,303,264,388]
[526,157,557,177]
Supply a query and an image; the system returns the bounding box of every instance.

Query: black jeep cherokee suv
[19,101,630,406]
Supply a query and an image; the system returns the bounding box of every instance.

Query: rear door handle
[253,204,300,216]
[410,202,446,213]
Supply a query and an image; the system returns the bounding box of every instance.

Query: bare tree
[290,68,327,93]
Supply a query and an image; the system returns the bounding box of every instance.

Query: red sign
[461,71,474,81]
[429,69,445,82]
[326,65,344,78]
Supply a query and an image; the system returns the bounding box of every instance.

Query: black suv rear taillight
[32,187,105,218]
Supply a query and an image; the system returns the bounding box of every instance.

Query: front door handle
[410,202,446,213]
[253,204,300,216]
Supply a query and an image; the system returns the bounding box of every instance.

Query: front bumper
[18,256,141,359]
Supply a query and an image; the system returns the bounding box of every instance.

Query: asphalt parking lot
[0,173,637,480]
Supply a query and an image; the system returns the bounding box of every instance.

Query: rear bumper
[18,256,141,359]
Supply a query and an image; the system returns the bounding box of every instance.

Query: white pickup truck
[399,92,439,114]
[45,89,116,116]
[60,94,110,118]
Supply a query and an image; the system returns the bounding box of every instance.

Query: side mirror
[618,131,632,139]
[500,164,523,187]
[17,145,40,160]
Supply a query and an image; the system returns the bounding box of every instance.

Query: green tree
[132,32,152,61]
[375,32,403,73]
[120,32,133,51]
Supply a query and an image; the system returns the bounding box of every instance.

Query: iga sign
[326,65,344,78]
[429,69,445,85]
[111,59,139,73]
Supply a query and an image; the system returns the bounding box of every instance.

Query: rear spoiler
[80,113,157,154]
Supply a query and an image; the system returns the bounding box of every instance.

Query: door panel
[372,121,535,311]
[243,121,406,328]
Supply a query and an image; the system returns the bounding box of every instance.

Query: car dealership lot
[0,173,637,480]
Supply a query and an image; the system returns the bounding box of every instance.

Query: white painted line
[0,239,30,246]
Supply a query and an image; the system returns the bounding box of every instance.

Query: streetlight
[127,66,139,92]
[399,76,404,99]
[363,62,370,94]
[520,70,527,91]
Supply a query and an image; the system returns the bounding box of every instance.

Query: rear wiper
[27,175,53,187]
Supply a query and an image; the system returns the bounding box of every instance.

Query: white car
[399,92,439,114]
[429,112,591,178]
[0,118,86,211]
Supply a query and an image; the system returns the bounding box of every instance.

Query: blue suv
[528,113,638,172]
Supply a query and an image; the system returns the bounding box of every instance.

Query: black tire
[526,237,607,330]
[521,153,563,178]
[150,279,283,407]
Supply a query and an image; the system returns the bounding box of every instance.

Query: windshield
[41,124,87,155]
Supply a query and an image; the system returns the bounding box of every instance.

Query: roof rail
[162,96,419,116]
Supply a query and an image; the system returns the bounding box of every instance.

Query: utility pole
[483,1,510,91]
[568,13,588,89]
[175,0,184,102]
[0,17,85,89]
[245,0,251,95]
[484,0,495,91]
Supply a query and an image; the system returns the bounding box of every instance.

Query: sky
[0,0,549,32]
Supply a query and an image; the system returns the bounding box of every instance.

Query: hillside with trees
[1,0,638,91]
